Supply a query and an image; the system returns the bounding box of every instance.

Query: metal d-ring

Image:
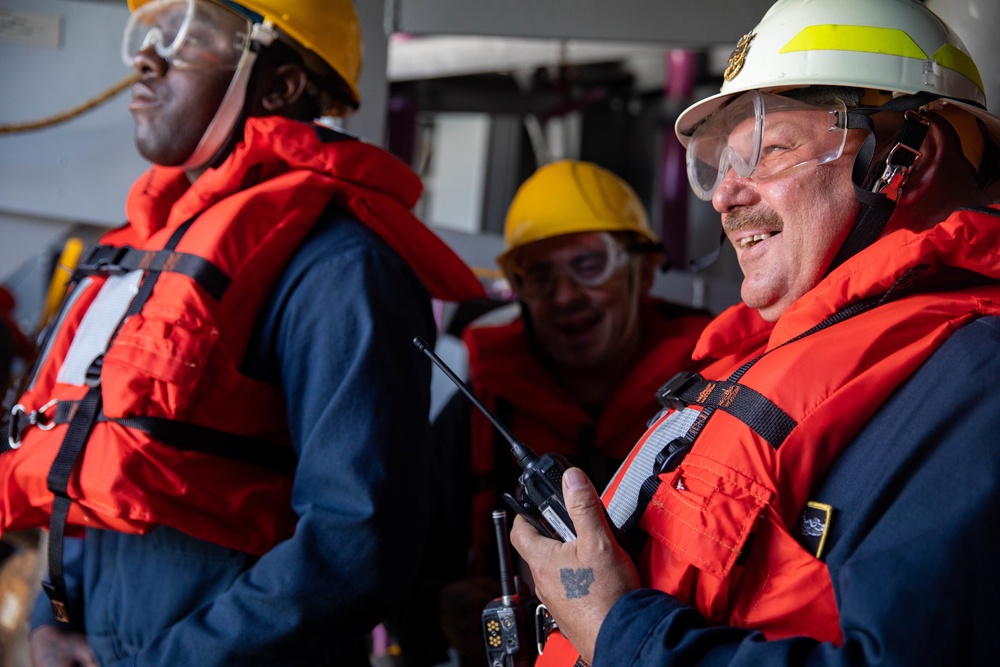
[6,399,60,449]
[36,399,59,430]
[8,404,26,449]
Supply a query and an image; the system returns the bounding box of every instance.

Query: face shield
[683,90,849,201]
[503,232,632,300]
[122,0,253,70]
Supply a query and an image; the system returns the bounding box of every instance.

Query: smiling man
[511,1,1000,666]
[466,160,711,574]
[408,160,710,667]
[0,1,484,666]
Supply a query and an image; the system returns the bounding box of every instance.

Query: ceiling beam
[390,0,775,46]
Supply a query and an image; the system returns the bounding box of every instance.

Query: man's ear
[259,63,310,113]
[898,114,969,206]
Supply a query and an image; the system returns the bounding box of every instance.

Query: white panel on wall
[424,113,490,234]
[0,0,146,227]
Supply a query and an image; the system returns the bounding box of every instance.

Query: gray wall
[1,0,996,322]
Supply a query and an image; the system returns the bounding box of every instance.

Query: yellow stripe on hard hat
[931,44,985,97]
[781,25,984,95]
[780,25,927,59]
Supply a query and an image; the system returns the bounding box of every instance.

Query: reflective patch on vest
[794,501,835,560]
[606,407,699,529]
[28,277,92,392]
[57,270,142,386]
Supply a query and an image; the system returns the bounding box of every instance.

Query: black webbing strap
[619,288,903,548]
[103,409,295,472]
[74,244,230,302]
[0,416,10,453]
[44,400,295,472]
[827,92,938,273]
[112,416,295,472]
[617,402,714,542]
[42,216,199,623]
[956,205,1000,220]
[658,376,796,450]
[42,377,102,623]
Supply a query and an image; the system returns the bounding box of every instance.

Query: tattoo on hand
[560,568,595,599]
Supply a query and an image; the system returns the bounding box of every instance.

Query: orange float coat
[539,206,1000,665]
[465,300,710,573]
[0,117,483,556]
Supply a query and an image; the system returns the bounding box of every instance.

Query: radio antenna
[413,336,537,468]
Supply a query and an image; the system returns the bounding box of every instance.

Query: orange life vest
[538,207,1000,665]
[0,117,484,557]
[465,300,710,574]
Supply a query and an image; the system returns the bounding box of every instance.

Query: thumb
[562,467,611,541]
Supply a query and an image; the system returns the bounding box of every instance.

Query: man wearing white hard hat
[511,0,1000,665]
[0,1,484,665]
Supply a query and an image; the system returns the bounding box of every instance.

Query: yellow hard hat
[498,160,658,266]
[127,0,362,109]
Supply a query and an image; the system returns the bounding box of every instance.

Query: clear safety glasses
[684,90,849,200]
[122,0,253,70]
[504,232,631,300]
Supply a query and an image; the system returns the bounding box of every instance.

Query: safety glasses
[504,232,631,300]
[122,0,253,70]
[684,90,849,200]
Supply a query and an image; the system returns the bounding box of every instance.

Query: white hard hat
[676,0,1000,146]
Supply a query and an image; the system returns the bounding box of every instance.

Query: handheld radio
[481,510,536,667]
[413,336,576,541]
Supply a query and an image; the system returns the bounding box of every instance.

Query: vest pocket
[100,301,219,420]
[640,451,773,579]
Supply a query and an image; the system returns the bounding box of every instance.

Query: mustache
[723,208,783,235]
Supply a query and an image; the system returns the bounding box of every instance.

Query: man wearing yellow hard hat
[510,0,1000,665]
[414,159,710,667]
[7,1,483,665]
[475,160,711,569]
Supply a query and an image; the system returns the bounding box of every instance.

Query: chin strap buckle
[874,143,922,201]
[873,111,930,201]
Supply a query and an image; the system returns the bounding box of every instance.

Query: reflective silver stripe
[606,407,699,529]
[56,270,142,386]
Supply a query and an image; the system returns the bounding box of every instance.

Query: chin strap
[688,229,726,272]
[181,22,277,171]
[825,92,938,274]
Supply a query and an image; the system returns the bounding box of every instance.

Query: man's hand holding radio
[510,467,640,665]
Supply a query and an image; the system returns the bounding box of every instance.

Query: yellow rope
[0,73,140,135]
[472,266,505,281]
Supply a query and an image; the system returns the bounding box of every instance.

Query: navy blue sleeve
[594,316,1000,666]
[111,215,437,665]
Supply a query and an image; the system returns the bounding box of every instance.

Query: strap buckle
[873,111,929,201]
[78,245,131,276]
[873,144,922,201]
[655,436,693,474]
[7,400,59,449]
[85,356,104,388]
[534,603,558,655]
[655,371,700,411]
[41,581,71,623]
